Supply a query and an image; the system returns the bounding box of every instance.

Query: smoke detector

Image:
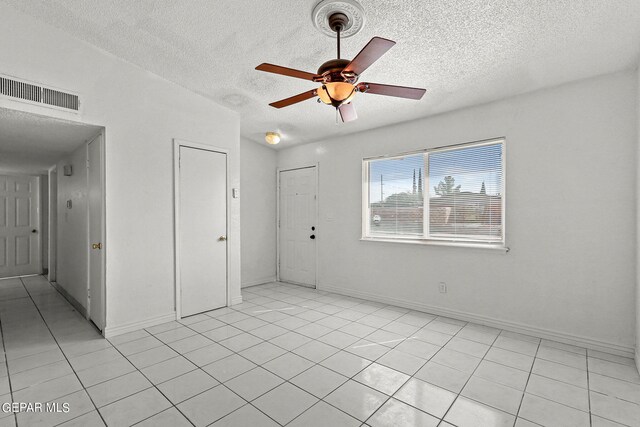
[312,0,365,38]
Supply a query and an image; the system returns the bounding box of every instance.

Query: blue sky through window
[369,154,423,203]
[369,143,502,203]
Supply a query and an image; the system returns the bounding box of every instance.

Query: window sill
[360,237,509,252]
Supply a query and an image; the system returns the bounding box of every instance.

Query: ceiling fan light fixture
[265,131,281,145]
[317,82,356,107]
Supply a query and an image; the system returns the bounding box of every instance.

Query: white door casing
[178,145,228,317]
[48,167,57,283]
[88,134,105,331]
[278,166,317,287]
[0,174,41,278]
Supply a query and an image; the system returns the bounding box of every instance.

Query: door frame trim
[47,165,57,283]
[173,139,230,319]
[276,163,319,288]
[86,131,107,332]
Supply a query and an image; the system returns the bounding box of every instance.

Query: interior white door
[279,166,317,286]
[179,146,227,317]
[0,174,41,278]
[88,135,105,331]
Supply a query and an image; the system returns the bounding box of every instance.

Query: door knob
[32,229,37,233]
[92,243,102,250]
[310,234,315,239]
[218,236,227,241]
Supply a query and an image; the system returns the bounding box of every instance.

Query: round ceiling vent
[312,0,365,38]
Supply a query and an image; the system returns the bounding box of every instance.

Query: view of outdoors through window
[369,154,425,236]
[367,141,503,242]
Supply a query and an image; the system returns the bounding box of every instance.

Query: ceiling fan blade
[256,63,319,81]
[342,37,396,76]
[357,82,426,100]
[269,89,318,109]
[338,103,357,122]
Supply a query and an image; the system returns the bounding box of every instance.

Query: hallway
[0,276,105,426]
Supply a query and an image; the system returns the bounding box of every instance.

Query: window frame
[361,137,507,250]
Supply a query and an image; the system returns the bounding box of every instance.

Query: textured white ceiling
[0,108,102,173]
[3,0,640,149]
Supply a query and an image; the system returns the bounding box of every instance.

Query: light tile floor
[0,276,639,426]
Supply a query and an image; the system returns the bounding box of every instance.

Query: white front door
[279,166,317,287]
[88,135,105,331]
[179,146,227,317]
[0,174,41,278]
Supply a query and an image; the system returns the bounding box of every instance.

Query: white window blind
[364,139,504,245]
[367,154,424,237]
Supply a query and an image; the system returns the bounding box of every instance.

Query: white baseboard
[241,276,277,288]
[319,284,635,358]
[230,295,243,306]
[280,280,316,289]
[51,281,87,318]
[104,312,176,338]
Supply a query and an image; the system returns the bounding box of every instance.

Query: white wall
[278,70,638,355]
[240,139,277,287]
[56,145,88,309]
[0,5,240,334]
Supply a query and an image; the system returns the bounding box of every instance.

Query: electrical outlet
[439,282,447,293]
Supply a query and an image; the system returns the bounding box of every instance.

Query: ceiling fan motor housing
[317,58,356,84]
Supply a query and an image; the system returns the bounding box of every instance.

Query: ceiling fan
[255,12,426,123]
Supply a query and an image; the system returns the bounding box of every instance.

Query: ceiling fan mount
[328,12,349,33]
[255,3,426,123]
[312,0,365,38]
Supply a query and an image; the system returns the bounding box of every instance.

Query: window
[363,139,505,246]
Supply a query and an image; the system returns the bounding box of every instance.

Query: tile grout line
[5,279,636,426]
[243,286,516,425]
[175,310,331,426]
[586,352,593,427]
[0,286,18,427]
[141,310,298,426]
[253,288,544,423]
[171,289,415,425]
[213,285,637,425]
[103,335,198,427]
[360,321,461,424]
[18,276,109,427]
[422,325,501,426]
[513,338,541,426]
[11,304,204,425]
[240,285,640,425]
